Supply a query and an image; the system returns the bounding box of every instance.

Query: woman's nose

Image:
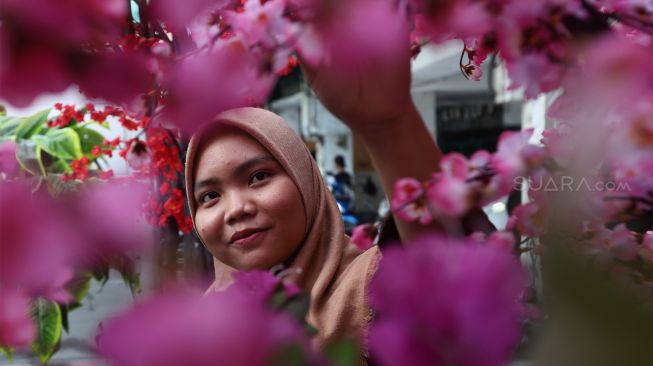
[224,192,257,224]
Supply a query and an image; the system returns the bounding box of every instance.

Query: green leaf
[0,347,14,362]
[15,109,49,140]
[32,127,82,160]
[15,140,42,175]
[65,272,93,312]
[0,115,21,140]
[74,126,106,155]
[324,341,360,366]
[30,299,62,364]
[60,304,69,333]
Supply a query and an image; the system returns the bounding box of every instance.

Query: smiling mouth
[230,229,269,247]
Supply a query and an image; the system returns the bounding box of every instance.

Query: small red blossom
[91,146,102,157]
[99,169,114,180]
[64,156,91,181]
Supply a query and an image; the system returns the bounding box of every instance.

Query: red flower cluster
[49,103,86,128]
[62,156,90,181]
[51,103,192,234]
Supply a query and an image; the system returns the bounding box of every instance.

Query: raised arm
[303,49,494,242]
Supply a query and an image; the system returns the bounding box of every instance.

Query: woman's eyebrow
[194,155,276,192]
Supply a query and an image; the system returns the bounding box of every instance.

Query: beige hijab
[184,107,381,355]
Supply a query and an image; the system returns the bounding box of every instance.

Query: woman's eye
[200,191,219,203]
[250,171,270,184]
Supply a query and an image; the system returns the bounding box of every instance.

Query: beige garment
[184,107,381,355]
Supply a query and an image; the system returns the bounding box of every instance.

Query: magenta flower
[586,224,640,262]
[470,231,516,253]
[0,182,75,301]
[351,224,377,251]
[0,0,127,106]
[426,176,471,218]
[98,286,312,366]
[411,0,491,44]
[66,180,152,264]
[0,141,19,176]
[506,202,547,238]
[316,0,409,73]
[0,288,36,349]
[163,41,275,135]
[391,177,432,224]
[369,235,527,366]
[225,270,301,303]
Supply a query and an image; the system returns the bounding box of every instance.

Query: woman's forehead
[193,127,277,177]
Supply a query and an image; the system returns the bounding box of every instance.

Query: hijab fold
[185,107,381,355]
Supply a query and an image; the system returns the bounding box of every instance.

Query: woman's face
[193,128,307,271]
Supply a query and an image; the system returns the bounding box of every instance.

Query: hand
[301,45,414,135]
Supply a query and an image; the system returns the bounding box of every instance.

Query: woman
[184,51,494,359]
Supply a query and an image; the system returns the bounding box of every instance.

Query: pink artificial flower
[370,234,528,366]
[471,231,517,252]
[0,288,36,349]
[491,129,546,196]
[66,180,152,264]
[351,224,377,251]
[98,286,311,366]
[410,0,491,44]
[506,202,547,238]
[74,52,152,108]
[316,0,409,73]
[0,182,75,300]
[163,40,275,136]
[152,0,228,32]
[227,0,289,49]
[505,52,566,99]
[0,0,127,106]
[0,141,19,176]
[439,153,469,180]
[391,178,432,225]
[225,270,301,302]
[426,175,472,218]
[594,224,640,262]
[0,43,72,108]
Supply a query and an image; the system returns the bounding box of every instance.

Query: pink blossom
[225,0,301,73]
[98,286,311,366]
[0,42,72,107]
[351,224,377,250]
[506,202,547,237]
[0,0,127,106]
[370,235,527,366]
[0,141,19,176]
[227,0,289,49]
[426,175,472,218]
[0,182,75,300]
[162,40,275,135]
[589,224,640,262]
[65,180,152,264]
[225,270,301,302]
[391,178,432,224]
[152,0,228,32]
[471,231,517,252]
[491,129,545,196]
[0,288,36,349]
[411,1,491,44]
[74,52,152,108]
[439,153,470,180]
[505,53,566,99]
[316,0,409,73]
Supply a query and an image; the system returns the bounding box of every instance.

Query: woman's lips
[231,229,268,247]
